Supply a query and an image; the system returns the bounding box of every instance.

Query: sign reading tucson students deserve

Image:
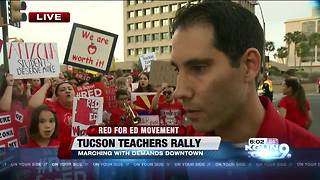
[7,42,60,79]
[71,97,103,137]
[64,23,118,73]
[139,52,156,72]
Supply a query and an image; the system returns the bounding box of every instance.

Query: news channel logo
[245,138,291,160]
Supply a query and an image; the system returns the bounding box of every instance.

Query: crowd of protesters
[0,65,187,148]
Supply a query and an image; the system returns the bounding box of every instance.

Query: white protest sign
[64,23,118,73]
[7,42,60,79]
[139,52,156,72]
[137,115,160,126]
[71,97,103,137]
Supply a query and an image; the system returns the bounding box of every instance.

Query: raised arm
[28,78,52,109]
[151,83,167,111]
[0,74,14,112]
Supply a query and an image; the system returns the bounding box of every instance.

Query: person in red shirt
[170,1,320,147]
[279,77,312,129]
[23,105,59,148]
[108,89,137,126]
[151,85,185,126]
[28,80,74,141]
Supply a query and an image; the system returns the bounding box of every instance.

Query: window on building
[153,20,160,27]
[302,21,316,36]
[128,0,135,6]
[136,35,143,43]
[161,19,169,26]
[144,34,152,42]
[171,4,178,11]
[128,11,135,18]
[145,0,152,2]
[153,33,160,41]
[136,48,143,55]
[190,0,199,5]
[137,0,143,4]
[170,18,174,25]
[145,8,151,15]
[128,49,135,56]
[145,21,151,28]
[180,2,187,8]
[161,32,170,40]
[137,22,143,29]
[161,46,170,54]
[153,47,160,53]
[128,23,135,30]
[144,47,152,53]
[162,5,169,13]
[153,7,160,14]
[137,10,143,17]
[128,36,135,43]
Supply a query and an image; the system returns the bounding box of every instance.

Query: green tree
[308,32,320,72]
[284,32,294,66]
[291,31,307,69]
[265,41,275,56]
[275,46,288,64]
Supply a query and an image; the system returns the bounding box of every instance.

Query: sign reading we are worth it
[64,23,118,73]
[8,42,60,79]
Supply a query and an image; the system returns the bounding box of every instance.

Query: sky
[0,1,318,65]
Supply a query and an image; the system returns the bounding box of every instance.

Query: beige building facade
[285,8,320,72]
[122,0,256,65]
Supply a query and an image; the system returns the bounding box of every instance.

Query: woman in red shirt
[278,77,312,129]
[23,105,59,148]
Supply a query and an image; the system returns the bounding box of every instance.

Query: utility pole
[0,1,8,72]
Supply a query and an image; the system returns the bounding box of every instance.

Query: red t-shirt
[45,100,72,141]
[22,138,60,148]
[110,107,134,126]
[157,100,185,126]
[278,95,310,128]
[187,96,320,148]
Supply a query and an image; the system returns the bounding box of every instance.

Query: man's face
[171,24,247,133]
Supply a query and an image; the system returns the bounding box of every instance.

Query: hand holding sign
[5,73,14,86]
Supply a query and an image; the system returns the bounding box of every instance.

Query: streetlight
[253,1,266,72]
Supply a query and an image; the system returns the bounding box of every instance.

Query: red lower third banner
[86,126,187,136]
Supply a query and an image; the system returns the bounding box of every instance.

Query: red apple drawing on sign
[88,43,97,55]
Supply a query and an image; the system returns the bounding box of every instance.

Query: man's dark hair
[171,1,264,68]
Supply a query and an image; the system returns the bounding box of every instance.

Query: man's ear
[241,48,261,83]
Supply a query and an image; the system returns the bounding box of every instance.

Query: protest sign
[0,113,18,147]
[149,60,178,86]
[137,115,160,126]
[131,92,156,115]
[139,52,156,72]
[7,42,60,79]
[72,97,103,137]
[64,23,118,73]
[76,82,109,110]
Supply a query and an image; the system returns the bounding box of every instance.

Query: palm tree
[291,31,307,69]
[265,41,275,56]
[308,32,320,72]
[276,47,288,64]
[284,32,293,66]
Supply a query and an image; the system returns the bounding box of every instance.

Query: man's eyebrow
[170,60,177,68]
[184,58,212,66]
